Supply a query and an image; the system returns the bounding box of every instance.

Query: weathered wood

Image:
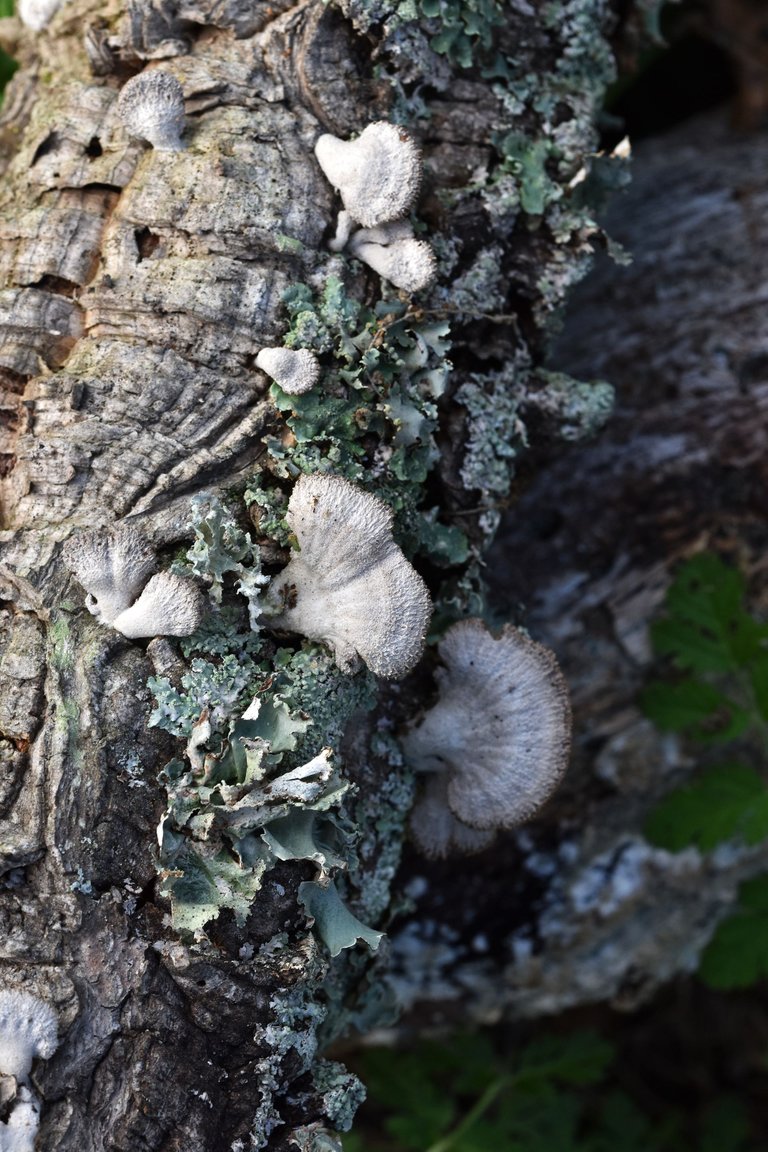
[386,111,768,1032]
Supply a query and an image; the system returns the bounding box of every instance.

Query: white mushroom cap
[256,347,320,396]
[63,524,157,625]
[117,72,186,152]
[18,0,63,29]
[111,572,206,639]
[265,473,432,679]
[403,619,571,831]
[2,1086,41,1152]
[348,225,436,293]
[314,122,422,229]
[0,992,58,1082]
[410,775,496,859]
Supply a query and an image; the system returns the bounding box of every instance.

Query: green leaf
[645,764,768,852]
[640,679,749,740]
[699,874,768,988]
[298,880,383,957]
[514,1031,614,1090]
[651,553,767,674]
[698,1096,750,1152]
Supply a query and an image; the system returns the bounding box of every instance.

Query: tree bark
[386,110,768,1032]
[0,0,636,1147]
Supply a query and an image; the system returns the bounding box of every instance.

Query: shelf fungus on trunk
[314,122,436,291]
[402,619,572,857]
[314,121,422,230]
[348,221,437,294]
[256,347,321,395]
[0,991,60,1152]
[63,524,205,638]
[0,991,59,1083]
[116,71,187,152]
[263,473,432,679]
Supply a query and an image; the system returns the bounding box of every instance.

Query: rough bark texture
[387,111,768,1031]
[0,0,646,1147]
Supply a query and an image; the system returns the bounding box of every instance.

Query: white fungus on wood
[117,71,187,152]
[0,1086,41,1152]
[110,572,206,639]
[256,347,320,396]
[264,473,432,679]
[0,991,58,1082]
[410,775,496,860]
[314,122,422,229]
[348,221,437,293]
[403,619,571,854]
[17,0,63,29]
[64,524,205,639]
[62,524,157,625]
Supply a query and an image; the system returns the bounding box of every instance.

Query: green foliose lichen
[260,277,467,571]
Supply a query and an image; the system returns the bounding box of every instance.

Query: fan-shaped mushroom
[264,473,432,679]
[314,122,422,229]
[62,524,157,625]
[403,619,571,854]
[349,221,436,293]
[111,573,206,639]
[256,347,320,396]
[117,71,186,152]
[0,991,58,1082]
[64,525,205,639]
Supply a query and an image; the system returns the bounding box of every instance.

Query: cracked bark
[6,0,757,1146]
[385,111,768,1032]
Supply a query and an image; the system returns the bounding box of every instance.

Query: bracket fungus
[348,221,437,294]
[117,71,187,152]
[18,0,63,28]
[264,473,432,679]
[403,619,571,857]
[0,991,58,1082]
[314,122,422,230]
[64,524,205,639]
[256,347,320,396]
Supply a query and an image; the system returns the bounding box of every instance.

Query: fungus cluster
[314,122,436,293]
[116,72,187,152]
[402,619,572,858]
[263,473,432,679]
[63,523,205,638]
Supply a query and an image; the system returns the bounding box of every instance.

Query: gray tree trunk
[385,110,768,1032]
[0,0,734,1148]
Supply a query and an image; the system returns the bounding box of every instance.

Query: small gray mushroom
[348,221,436,293]
[18,0,64,29]
[62,524,157,625]
[314,121,422,229]
[264,473,432,679]
[0,991,58,1083]
[403,619,571,854]
[117,71,186,152]
[256,347,320,396]
[64,524,205,639]
[111,572,206,639]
